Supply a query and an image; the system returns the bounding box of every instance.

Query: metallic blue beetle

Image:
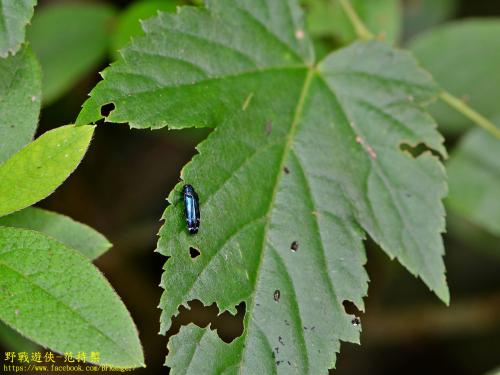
[182,184,200,234]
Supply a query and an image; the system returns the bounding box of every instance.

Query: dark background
[6,0,500,373]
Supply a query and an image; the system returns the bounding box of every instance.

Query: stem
[336,1,500,140]
[440,91,500,140]
[338,0,374,40]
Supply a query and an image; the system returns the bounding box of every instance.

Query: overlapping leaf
[0,0,36,57]
[0,207,111,260]
[447,128,500,236]
[0,46,41,163]
[0,227,143,367]
[77,0,448,373]
[0,125,94,217]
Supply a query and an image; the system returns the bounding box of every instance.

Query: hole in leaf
[399,142,441,159]
[273,290,281,302]
[100,103,115,117]
[167,300,245,343]
[189,247,201,259]
[343,300,362,316]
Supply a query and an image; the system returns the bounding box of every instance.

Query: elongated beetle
[182,184,200,234]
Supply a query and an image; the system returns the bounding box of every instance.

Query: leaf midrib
[237,68,315,374]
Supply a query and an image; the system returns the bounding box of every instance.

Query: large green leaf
[0,0,36,57]
[0,125,94,217]
[447,128,500,236]
[410,19,500,134]
[0,46,41,163]
[0,207,111,260]
[110,0,178,61]
[304,0,401,43]
[27,3,116,105]
[77,0,448,372]
[0,226,143,367]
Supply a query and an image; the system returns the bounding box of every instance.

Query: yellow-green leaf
[0,125,94,217]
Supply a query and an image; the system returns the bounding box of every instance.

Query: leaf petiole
[337,0,374,40]
[439,91,500,141]
[338,0,500,141]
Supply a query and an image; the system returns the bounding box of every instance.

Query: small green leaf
[410,19,500,134]
[110,0,178,61]
[0,207,111,260]
[0,0,37,57]
[447,127,500,236]
[0,45,42,163]
[304,0,401,43]
[27,3,116,105]
[0,226,144,367]
[0,125,94,218]
[79,1,448,372]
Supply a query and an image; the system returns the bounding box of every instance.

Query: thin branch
[439,91,500,140]
[338,0,374,40]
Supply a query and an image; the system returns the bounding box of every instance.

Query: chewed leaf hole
[342,300,362,316]
[189,247,201,259]
[100,102,115,117]
[167,300,245,343]
[399,142,440,159]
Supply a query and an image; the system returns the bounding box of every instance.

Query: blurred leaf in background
[447,126,500,237]
[402,0,458,40]
[0,207,112,260]
[485,367,500,375]
[27,2,116,105]
[0,46,41,163]
[410,19,500,135]
[303,0,401,44]
[0,0,37,57]
[110,0,179,61]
